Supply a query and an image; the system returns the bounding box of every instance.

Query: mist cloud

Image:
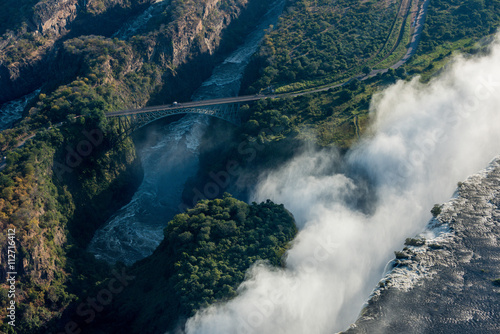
[183,36,500,334]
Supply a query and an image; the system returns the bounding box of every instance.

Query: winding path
[391,0,431,69]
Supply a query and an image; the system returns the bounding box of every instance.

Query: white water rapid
[88,0,286,265]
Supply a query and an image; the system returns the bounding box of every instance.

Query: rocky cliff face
[0,0,250,105]
[0,226,65,284]
[168,0,248,66]
[128,0,249,69]
[32,0,79,36]
[0,0,79,103]
[344,156,500,334]
[0,1,264,331]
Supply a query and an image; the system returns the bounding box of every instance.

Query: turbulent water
[345,156,500,333]
[0,89,40,131]
[88,2,500,332]
[184,37,500,333]
[88,0,285,265]
[87,116,206,264]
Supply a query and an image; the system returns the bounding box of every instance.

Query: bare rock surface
[344,156,500,334]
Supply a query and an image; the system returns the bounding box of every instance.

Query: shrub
[431,204,443,217]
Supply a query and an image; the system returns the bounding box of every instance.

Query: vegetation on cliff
[408,0,500,77]
[239,73,406,147]
[0,0,39,36]
[237,0,500,149]
[418,0,500,53]
[85,194,296,334]
[0,0,272,332]
[241,0,399,94]
[2,0,500,332]
[0,127,129,333]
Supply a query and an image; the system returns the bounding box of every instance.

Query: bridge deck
[106,94,277,117]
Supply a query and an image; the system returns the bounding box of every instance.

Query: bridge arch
[107,103,241,136]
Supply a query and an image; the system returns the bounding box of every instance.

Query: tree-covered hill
[235,0,500,150]
[82,194,297,334]
[418,0,500,53]
[0,0,272,332]
[2,0,500,332]
[241,0,400,94]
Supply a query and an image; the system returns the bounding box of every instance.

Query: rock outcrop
[32,0,79,36]
[0,0,250,104]
[168,0,248,66]
[344,156,500,333]
[0,0,82,104]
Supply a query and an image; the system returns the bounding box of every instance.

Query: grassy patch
[375,12,413,69]
[407,38,474,79]
[242,72,404,148]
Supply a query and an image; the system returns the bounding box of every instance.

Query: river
[88,0,286,265]
[0,89,40,131]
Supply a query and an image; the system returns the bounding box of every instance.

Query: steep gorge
[0,0,255,104]
[0,0,271,332]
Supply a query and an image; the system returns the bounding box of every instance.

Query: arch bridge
[106,94,276,135]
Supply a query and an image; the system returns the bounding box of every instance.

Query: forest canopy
[98,194,297,334]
